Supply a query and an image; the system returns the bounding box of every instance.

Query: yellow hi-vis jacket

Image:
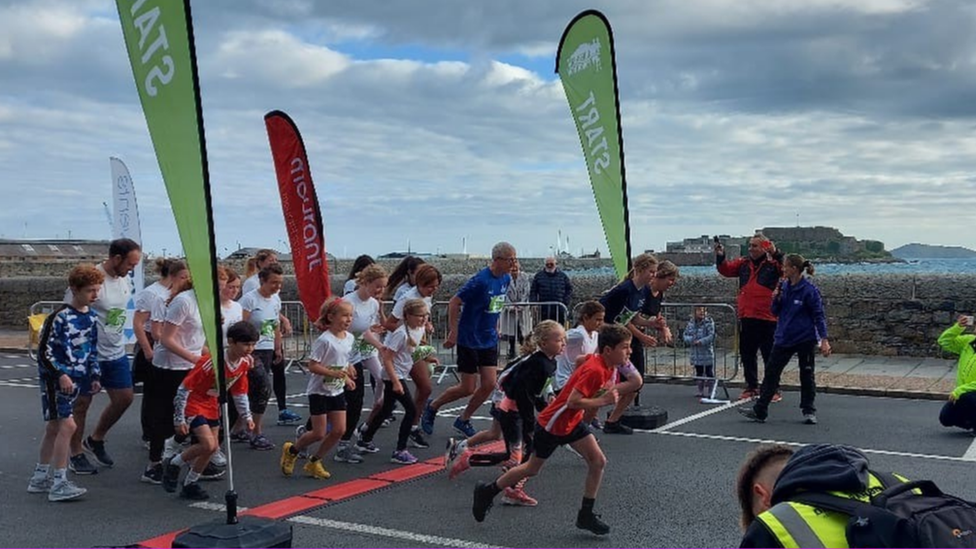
[755,472,908,548]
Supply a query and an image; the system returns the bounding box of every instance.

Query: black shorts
[309,393,347,415]
[456,345,498,374]
[532,422,592,459]
[188,415,221,430]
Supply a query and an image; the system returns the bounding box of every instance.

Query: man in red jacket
[716,234,783,399]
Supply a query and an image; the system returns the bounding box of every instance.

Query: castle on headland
[660,226,894,266]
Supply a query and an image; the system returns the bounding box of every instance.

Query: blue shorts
[98,355,133,390]
[40,376,79,421]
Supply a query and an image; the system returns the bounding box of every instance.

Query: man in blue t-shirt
[421,242,515,438]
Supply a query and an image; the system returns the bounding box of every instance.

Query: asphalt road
[0,352,974,548]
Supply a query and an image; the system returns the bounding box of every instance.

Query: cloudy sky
[2,0,975,259]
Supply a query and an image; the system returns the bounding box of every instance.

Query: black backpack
[791,472,976,547]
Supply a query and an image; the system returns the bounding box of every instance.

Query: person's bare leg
[459,366,497,421]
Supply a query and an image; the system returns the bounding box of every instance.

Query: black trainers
[68,453,98,475]
[737,407,766,423]
[472,481,497,522]
[603,421,634,435]
[576,509,611,535]
[179,481,210,501]
[83,436,114,468]
[408,428,430,449]
[140,463,163,484]
[199,462,225,481]
[161,457,181,493]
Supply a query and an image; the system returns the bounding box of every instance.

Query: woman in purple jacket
[738,254,831,425]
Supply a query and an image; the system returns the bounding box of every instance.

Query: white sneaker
[333,444,364,464]
[162,437,181,460]
[27,476,53,493]
[210,448,227,468]
[48,480,87,502]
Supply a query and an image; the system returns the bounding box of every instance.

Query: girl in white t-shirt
[359,299,439,465]
[553,301,606,393]
[280,297,356,479]
[383,264,441,448]
[218,266,244,342]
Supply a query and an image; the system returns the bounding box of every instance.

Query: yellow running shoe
[303,458,331,479]
[280,442,299,476]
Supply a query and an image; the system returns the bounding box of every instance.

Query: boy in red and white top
[472,324,631,536]
[162,321,259,500]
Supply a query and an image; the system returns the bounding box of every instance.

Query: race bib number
[353,335,376,356]
[260,319,277,338]
[615,307,638,327]
[487,295,505,314]
[325,365,346,391]
[106,308,126,332]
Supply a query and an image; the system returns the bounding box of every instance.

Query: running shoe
[199,462,225,481]
[162,436,182,460]
[161,457,181,493]
[280,442,299,476]
[739,388,758,400]
[420,399,436,435]
[333,443,364,464]
[250,434,275,451]
[303,459,331,479]
[408,428,430,449]
[771,392,783,403]
[390,450,418,465]
[140,463,163,485]
[277,409,302,426]
[381,415,396,428]
[444,437,459,469]
[449,450,472,480]
[230,430,251,443]
[803,413,818,425]
[179,481,210,501]
[589,417,604,431]
[48,480,86,502]
[83,436,114,468]
[502,485,538,507]
[210,448,227,468]
[602,421,634,435]
[472,481,496,522]
[576,509,610,535]
[737,407,766,423]
[68,453,97,475]
[355,439,379,454]
[453,418,476,438]
[27,476,53,493]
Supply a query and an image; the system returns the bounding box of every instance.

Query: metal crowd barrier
[571,300,740,403]
[280,301,314,374]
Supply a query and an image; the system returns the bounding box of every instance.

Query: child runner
[384,264,442,449]
[471,323,630,535]
[359,299,439,465]
[343,254,375,296]
[133,257,173,445]
[237,263,284,449]
[31,264,104,501]
[683,306,716,399]
[385,256,426,301]
[553,301,605,429]
[281,298,356,479]
[446,320,566,508]
[342,265,389,459]
[163,321,258,499]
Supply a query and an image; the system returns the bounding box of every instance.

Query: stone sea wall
[4,264,974,356]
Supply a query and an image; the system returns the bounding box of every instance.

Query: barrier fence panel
[280,301,314,373]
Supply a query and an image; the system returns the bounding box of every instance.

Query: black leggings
[362,380,415,452]
[272,355,287,411]
[940,392,976,430]
[146,366,189,463]
[754,340,817,418]
[469,407,530,467]
[341,362,366,441]
[740,318,776,390]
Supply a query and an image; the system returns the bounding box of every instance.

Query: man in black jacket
[531,257,572,325]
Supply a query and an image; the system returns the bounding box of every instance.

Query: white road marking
[289,515,505,548]
[0,363,33,369]
[650,399,746,432]
[189,502,505,548]
[653,430,976,462]
[963,437,976,462]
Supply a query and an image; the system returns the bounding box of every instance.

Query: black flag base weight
[619,405,668,430]
[172,493,292,548]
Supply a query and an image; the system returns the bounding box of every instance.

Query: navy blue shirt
[771,277,828,347]
[456,267,511,349]
[599,279,654,327]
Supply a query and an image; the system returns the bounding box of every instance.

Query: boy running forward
[162,322,258,500]
[32,264,104,501]
[472,324,629,535]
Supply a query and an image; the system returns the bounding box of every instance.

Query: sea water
[566,258,976,277]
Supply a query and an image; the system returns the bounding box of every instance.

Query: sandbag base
[172,516,292,548]
[619,405,668,430]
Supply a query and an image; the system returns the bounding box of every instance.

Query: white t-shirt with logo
[554,325,598,391]
[346,291,381,364]
[384,325,425,380]
[135,282,169,334]
[239,290,281,351]
[221,300,244,341]
[90,264,134,361]
[307,331,353,397]
[153,290,206,371]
